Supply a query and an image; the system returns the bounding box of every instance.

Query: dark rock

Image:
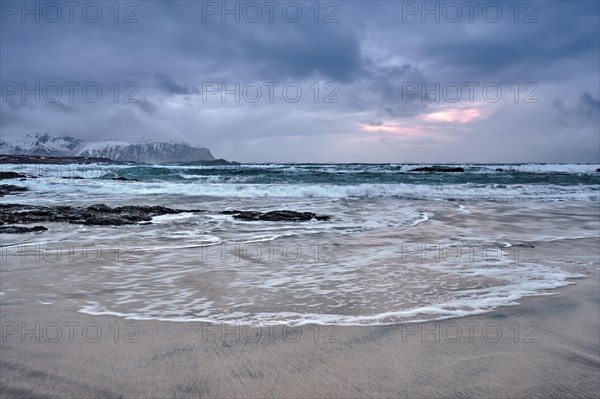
[0,184,28,197]
[0,204,327,227]
[0,203,204,226]
[495,168,504,172]
[113,205,181,214]
[232,211,265,221]
[0,225,48,234]
[112,176,139,182]
[220,210,241,215]
[181,159,240,166]
[596,168,600,172]
[0,172,28,179]
[260,211,317,222]
[88,204,112,212]
[510,243,536,248]
[409,167,464,172]
[222,210,330,222]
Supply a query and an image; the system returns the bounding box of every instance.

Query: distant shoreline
[0,154,237,165]
[0,154,115,164]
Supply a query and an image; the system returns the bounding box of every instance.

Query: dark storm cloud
[156,74,199,95]
[234,23,363,82]
[350,62,429,117]
[0,0,598,161]
[553,92,600,126]
[578,92,600,119]
[424,23,599,80]
[135,98,158,115]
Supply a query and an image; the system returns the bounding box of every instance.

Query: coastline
[2,261,598,398]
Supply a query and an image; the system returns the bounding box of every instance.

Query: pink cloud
[359,121,419,136]
[421,108,481,123]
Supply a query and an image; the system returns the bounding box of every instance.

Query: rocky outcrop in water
[409,167,465,172]
[0,204,200,230]
[0,185,28,197]
[0,203,202,227]
[221,210,330,222]
[112,176,139,182]
[0,204,331,233]
[0,225,48,234]
[181,159,240,165]
[0,172,28,179]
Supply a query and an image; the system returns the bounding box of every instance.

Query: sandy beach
[1,236,598,398]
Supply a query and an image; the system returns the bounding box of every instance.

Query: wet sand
[1,249,598,398]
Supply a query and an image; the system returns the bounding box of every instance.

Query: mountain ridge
[0,133,216,163]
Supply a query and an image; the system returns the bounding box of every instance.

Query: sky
[1,0,599,162]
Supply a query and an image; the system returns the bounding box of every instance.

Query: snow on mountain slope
[0,133,84,157]
[75,141,215,163]
[0,134,215,163]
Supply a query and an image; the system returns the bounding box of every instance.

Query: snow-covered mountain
[0,133,84,157]
[0,133,215,163]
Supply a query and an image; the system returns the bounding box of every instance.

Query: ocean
[1,163,599,326]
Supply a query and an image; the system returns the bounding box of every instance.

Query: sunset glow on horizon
[358,121,419,136]
[421,108,482,123]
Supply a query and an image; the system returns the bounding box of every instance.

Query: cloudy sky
[1,0,598,162]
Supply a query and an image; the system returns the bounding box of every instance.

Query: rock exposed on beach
[0,184,28,197]
[0,204,329,230]
[0,225,48,234]
[409,167,465,172]
[0,203,205,226]
[222,210,330,222]
[0,172,28,179]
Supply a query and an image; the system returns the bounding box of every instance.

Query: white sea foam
[11,179,599,203]
[74,236,588,326]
